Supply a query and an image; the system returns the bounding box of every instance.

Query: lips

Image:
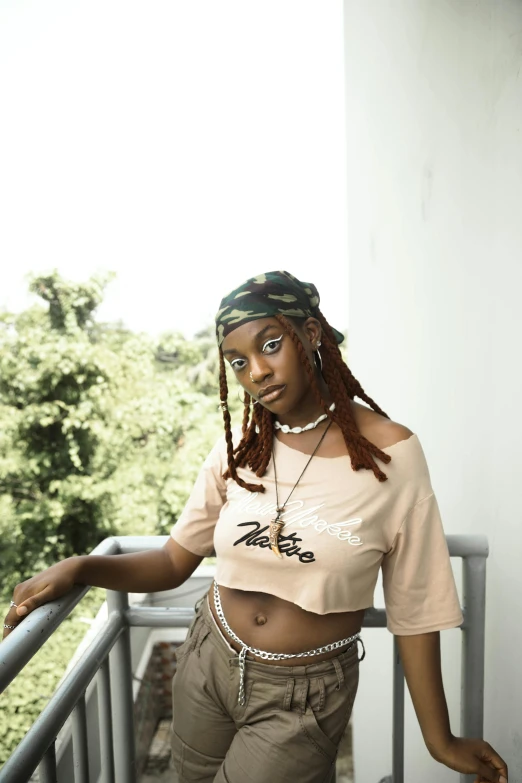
[258,385,286,402]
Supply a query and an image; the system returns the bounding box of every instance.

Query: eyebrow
[222,324,280,356]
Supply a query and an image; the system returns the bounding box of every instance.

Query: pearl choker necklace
[274,403,335,434]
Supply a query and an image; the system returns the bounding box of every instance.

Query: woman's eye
[229,335,283,372]
[262,335,283,353]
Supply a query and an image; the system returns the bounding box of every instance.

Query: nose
[249,357,273,384]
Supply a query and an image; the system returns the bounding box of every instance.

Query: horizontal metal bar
[359,608,387,628]
[126,605,195,627]
[446,535,489,558]
[112,535,170,553]
[127,603,466,632]
[0,537,121,694]
[365,606,464,630]
[0,612,123,783]
[113,534,489,559]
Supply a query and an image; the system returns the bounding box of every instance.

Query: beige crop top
[170,428,464,635]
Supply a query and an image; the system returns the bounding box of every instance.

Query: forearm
[396,632,453,758]
[73,549,180,594]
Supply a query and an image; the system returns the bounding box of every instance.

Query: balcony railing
[0,534,488,783]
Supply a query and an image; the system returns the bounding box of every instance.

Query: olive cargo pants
[170,595,364,783]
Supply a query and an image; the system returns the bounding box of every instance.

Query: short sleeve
[170,437,227,557]
[381,493,463,635]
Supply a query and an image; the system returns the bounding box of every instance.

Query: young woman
[3,271,508,783]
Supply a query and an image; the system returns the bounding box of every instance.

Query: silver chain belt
[212,581,361,706]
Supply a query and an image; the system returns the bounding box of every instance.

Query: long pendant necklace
[269,421,332,559]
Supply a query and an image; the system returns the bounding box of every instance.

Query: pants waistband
[198,589,365,679]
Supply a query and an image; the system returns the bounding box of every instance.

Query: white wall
[343,1,522,781]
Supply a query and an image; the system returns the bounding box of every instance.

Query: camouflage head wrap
[215,270,344,347]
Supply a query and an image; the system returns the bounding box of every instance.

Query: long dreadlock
[218,309,392,492]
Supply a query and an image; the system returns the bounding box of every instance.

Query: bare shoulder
[350,400,414,450]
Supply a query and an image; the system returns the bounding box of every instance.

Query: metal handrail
[0,534,488,783]
[0,537,119,693]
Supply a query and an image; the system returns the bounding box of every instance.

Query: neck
[276,378,333,429]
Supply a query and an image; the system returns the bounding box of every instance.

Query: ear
[302,317,322,350]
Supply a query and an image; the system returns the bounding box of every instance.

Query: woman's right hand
[2,541,204,640]
[2,558,81,640]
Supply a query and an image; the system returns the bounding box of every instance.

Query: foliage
[0,273,118,582]
[0,270,240,765]
[0,271,235,593]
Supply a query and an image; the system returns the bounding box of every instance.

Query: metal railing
[0,534,488,783]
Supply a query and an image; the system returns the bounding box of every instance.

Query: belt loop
[332,657,344,690]
[317,677,325,712]
[357,637,366,662]
[298,678,309,714]
[283,678,295,711]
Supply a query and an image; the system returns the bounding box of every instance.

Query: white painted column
[343,1,522,781]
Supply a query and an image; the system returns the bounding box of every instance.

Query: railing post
[107,589,137,783]
[72,694,89,783]
[460,555,487,783]
[392,636,405,783]
[39,743,58,783]
[98,658,116,783]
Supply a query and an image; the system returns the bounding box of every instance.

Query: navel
[255,614,267,626]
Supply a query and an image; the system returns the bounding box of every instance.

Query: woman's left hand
[431,735,508,783]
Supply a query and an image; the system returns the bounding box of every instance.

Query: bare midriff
[207,584,366,666]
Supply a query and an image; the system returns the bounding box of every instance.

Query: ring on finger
[10,601,18,608]
[4,624,16,630]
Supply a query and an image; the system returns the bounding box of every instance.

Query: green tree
[0,271,243,765]
[0,273,119,584]
[0,271,232,593]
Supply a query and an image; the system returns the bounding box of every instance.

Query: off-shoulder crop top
[170,428,463,635]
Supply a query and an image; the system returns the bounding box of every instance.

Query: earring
[314,349,323,372]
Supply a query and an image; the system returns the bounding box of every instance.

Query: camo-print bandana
[215,270,344,347]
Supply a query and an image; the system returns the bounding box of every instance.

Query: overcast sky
[0,0,348,338]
